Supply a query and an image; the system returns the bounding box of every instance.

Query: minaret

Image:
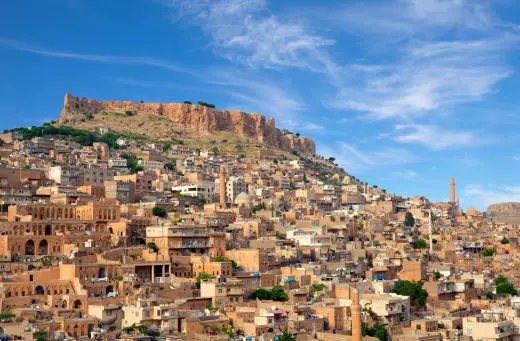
[351,287,362,341]
[449,176,456,204]
[219,165,226,208]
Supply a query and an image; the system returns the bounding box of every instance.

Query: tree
[328,157,336,163]
[483,248,495,257]
[250,286,288,302]
[212,146,219,156]
[165,159,176,171]
[0,311,15,322]
[368,323,389,341]
[147,242,159,253]
[162,142,172,152]
[152,206,167,218]
[33,330,48,341]
[414,239,428,249]
[404,212,415,227]
[495,276,518,296]
[392,280,428,306]
[434,271,442,280]
[279,330,296,341]
[196,272,214,289]
[501,237,510,244]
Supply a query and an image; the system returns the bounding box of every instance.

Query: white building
[171,182,214,201]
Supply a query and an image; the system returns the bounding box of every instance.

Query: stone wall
[58,94,316,154]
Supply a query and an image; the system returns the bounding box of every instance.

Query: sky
[1,0,520,210]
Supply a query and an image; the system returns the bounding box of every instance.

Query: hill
[487,202,520,224]
[57,94,316,155]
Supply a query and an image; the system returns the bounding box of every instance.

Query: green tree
[196,272,214,289]
[483,248,495,257]
[414,239,428,249]
[495,276,518,296]
[165,159,176,171]
[434,271,442,280]
[152,206,167,218]
[501,237,510,244]
[0,311,15,321]
[404,212,415,227]
[251,286,288,302]
[33,330,48,341]
[147,242,159,253]
[279,330,296,341]
[392,280,428,306]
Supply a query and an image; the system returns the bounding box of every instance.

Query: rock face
[58,94,316,154]
[487,202,520,216]
[487,202,520,224]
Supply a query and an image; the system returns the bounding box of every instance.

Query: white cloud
[391,170,419,178]
[464,184,520,209]
[328,37,513,120]
[512,155,520,161]
[164,0,338,75]
[319,143,417,173]
[393,124,481,150]
[0,37,196,76]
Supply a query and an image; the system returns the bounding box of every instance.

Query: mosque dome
[234,192,251,206]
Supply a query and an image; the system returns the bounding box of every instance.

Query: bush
[250,286,288,302]
[495,276,518,296]
[404,212,415,227]
[392,280,428,306]
[147,242,159,253]
[414,239,428,249]
[483,248,495,257]
[152,206,167,218]
[197,101,216,108]
[501,237,510,244]
[196,272,214,289]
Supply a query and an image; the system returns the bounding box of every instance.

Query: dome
[466,207,480,216]
[234,192,251,206]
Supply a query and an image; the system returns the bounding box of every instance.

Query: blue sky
[1,0,520,210]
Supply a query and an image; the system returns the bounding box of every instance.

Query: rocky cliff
[58,94,316,154]
[487,202,520,224]
[487,202,520,216]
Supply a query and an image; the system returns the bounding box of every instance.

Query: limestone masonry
[58,94,316,154]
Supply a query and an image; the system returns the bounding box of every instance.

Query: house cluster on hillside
[0,128,518,341]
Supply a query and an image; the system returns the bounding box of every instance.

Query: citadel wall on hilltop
[58,94,316,154]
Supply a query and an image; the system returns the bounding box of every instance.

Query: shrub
[152,206,167,218]
[392,280,428,306]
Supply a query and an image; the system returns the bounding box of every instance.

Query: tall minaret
[219,165,226,208]
[449,176,456,204]
[351,287,362,341]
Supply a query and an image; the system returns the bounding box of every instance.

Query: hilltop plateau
[57,94,316,155]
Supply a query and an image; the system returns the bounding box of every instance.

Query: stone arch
[38,239,48,256]
[98,267,106,279]
[25,240,35,256]
[35,285,45,295]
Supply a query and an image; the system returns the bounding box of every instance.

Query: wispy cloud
[328,37,514,120]
[393,124,483,150]
[320,143,418,172]
[0,37,196,76]
[162,0,339,77]
[464,184,520,209]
